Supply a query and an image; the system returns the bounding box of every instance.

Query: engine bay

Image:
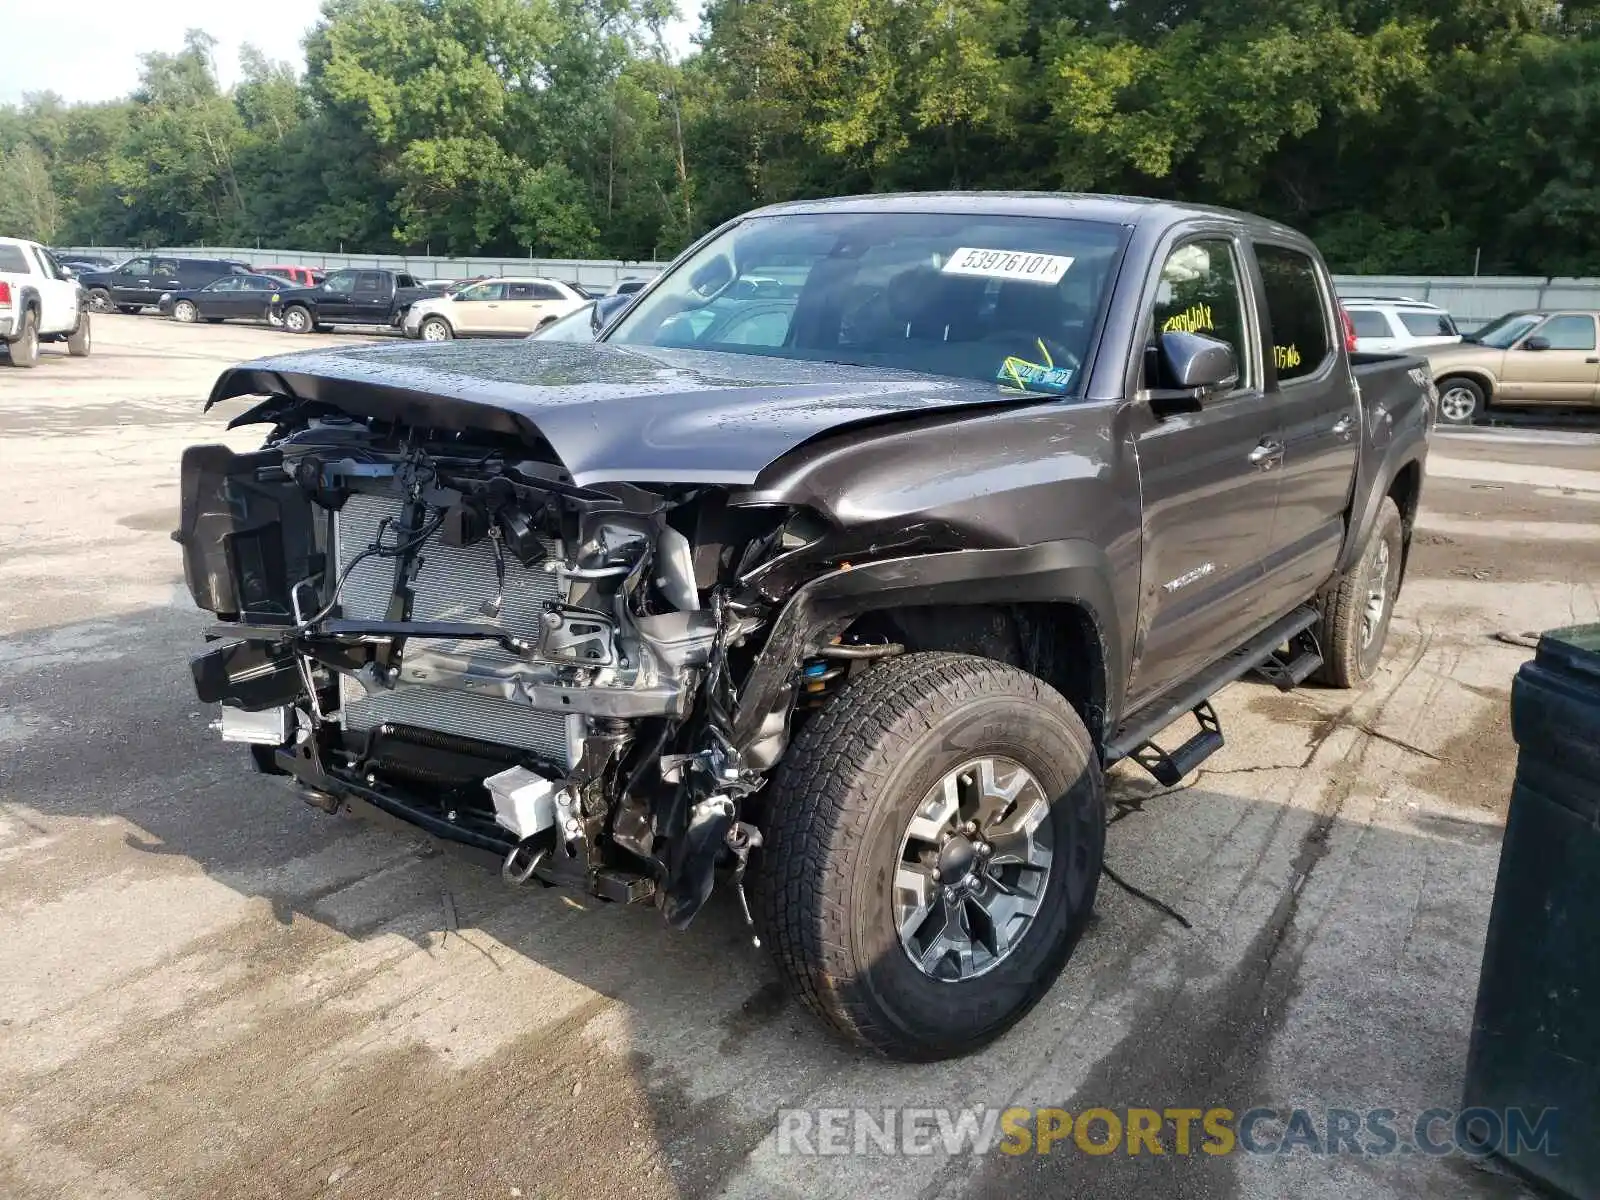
[180,410,889,931]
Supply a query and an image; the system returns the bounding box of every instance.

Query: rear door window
[1348,309,1391,338]
[1398,310,1456,337]
[355,272,386,296]
[1149,238,1252,389]
[1253,244,1332,382]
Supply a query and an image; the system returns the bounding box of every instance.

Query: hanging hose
[814,641,905,660]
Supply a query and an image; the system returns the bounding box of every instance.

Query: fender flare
[732,539,1122,747]
[1337,439,1428,577]
[1431,365,1497,401]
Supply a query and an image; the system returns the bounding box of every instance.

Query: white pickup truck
[0,236,91,367]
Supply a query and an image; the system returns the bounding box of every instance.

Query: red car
[258,265,324,288]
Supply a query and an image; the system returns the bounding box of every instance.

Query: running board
[1128,701,1223,786]
[1105,604,1322,774]
[1252,628,1324,691]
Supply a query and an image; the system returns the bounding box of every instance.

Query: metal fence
[55,246,670,292]
[56,246,1600,329]
[1332,275,1600,332]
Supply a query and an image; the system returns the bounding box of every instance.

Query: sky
[0,0,697,107]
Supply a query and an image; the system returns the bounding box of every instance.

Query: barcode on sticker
[941,248,1073,284]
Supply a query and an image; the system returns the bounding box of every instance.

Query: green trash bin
[1462,624,1600,1197]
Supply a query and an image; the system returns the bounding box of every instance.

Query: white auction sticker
[941,247,1073,284]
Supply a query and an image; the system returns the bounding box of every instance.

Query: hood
[207,339,1054,487]
[266,284,321,302]
[1423,341,1504,367]
[406,294,451,319]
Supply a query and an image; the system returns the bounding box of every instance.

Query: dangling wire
[480,524,507,618]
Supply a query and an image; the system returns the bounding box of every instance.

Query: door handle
[1248,440,1285,469]
[1586,357,1599,364]
[1331,415,1354,438]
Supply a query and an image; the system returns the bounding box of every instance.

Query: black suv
[79,256,253,314]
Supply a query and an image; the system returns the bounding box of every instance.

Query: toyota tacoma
[179,194,1434,1059]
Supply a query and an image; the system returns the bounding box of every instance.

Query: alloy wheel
[1362,539,1393,650]
[894,756,1054,981]
[1438,386,1477,423]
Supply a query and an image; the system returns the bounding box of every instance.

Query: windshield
[1472,312,1542,348]
[604,211,1129,395]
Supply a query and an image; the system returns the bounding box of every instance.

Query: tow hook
[299,786,342,815]
[502,836,549,885]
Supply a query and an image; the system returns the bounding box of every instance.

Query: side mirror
[1146,331,1239,417]
[591,293,629,337]
[1523,335,1550,351]
[1163,330,1239,389]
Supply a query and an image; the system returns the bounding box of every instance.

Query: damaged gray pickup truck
[180,194,1434,1059]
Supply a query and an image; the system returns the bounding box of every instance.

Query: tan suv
[1427,310,1600,424]
[402,276,587,340]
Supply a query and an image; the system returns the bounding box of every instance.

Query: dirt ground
[2,316,1598,1200]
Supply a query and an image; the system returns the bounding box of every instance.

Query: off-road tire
[757,652,1105,1060]
[67,312,91,357]
[87,287,113,314]
[7,309,40,367]
[1436,376,1484,425]
[282,305,314,334]
[1317,497,1404,687]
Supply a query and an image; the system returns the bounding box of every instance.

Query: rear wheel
[420,316,453,341]
[67,312,91,357]
[1436,377,1484,425]
[1317,497,1404,687]
[173,299,198,324]
[7,309,40,367]
[282,305,313,334]
[758,652,1104,1060]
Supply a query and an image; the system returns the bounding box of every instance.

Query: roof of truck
[745,191,1308,238]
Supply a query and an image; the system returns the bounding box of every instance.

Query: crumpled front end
[178,405,862,927]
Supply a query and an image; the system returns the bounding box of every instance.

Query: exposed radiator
[333,493,570,762]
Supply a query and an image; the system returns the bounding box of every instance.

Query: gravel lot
[3,316,1598,1200]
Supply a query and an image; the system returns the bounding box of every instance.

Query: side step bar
[1105,604,1321,781]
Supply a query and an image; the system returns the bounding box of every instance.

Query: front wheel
[420,316,452,341]
[1317,497,1404,687]
[758,652,1104,1060]
[1436,377,1484,425]
[173,299,198,324]
[67,312,91,357]
[281,305,313,334]
[87,288,113,314]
